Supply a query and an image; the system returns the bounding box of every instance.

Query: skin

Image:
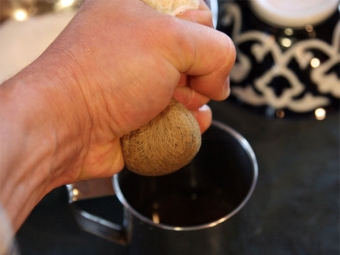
[0,0,235,231]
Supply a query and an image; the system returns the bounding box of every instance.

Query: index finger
[173,22,236,101]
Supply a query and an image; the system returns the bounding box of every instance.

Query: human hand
[41,0,236,183]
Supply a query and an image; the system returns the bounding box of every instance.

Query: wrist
[28,50,93,188]
[0,50,90,229]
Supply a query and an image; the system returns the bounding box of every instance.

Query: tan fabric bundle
[121,99,201,176]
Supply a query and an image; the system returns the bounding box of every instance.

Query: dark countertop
[16,100,339,255]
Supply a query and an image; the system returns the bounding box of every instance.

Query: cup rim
[113,120,258,231]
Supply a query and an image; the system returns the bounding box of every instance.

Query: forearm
[0,55,87,230]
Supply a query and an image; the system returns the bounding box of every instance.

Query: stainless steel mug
[68,121,258,255]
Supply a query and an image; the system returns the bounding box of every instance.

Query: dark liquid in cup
[137,188,238,227]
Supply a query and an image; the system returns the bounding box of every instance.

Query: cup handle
[66,177,128,246]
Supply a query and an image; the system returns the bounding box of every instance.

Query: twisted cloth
[142,0,200,16]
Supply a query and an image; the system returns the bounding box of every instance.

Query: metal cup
[68,121,258,255]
